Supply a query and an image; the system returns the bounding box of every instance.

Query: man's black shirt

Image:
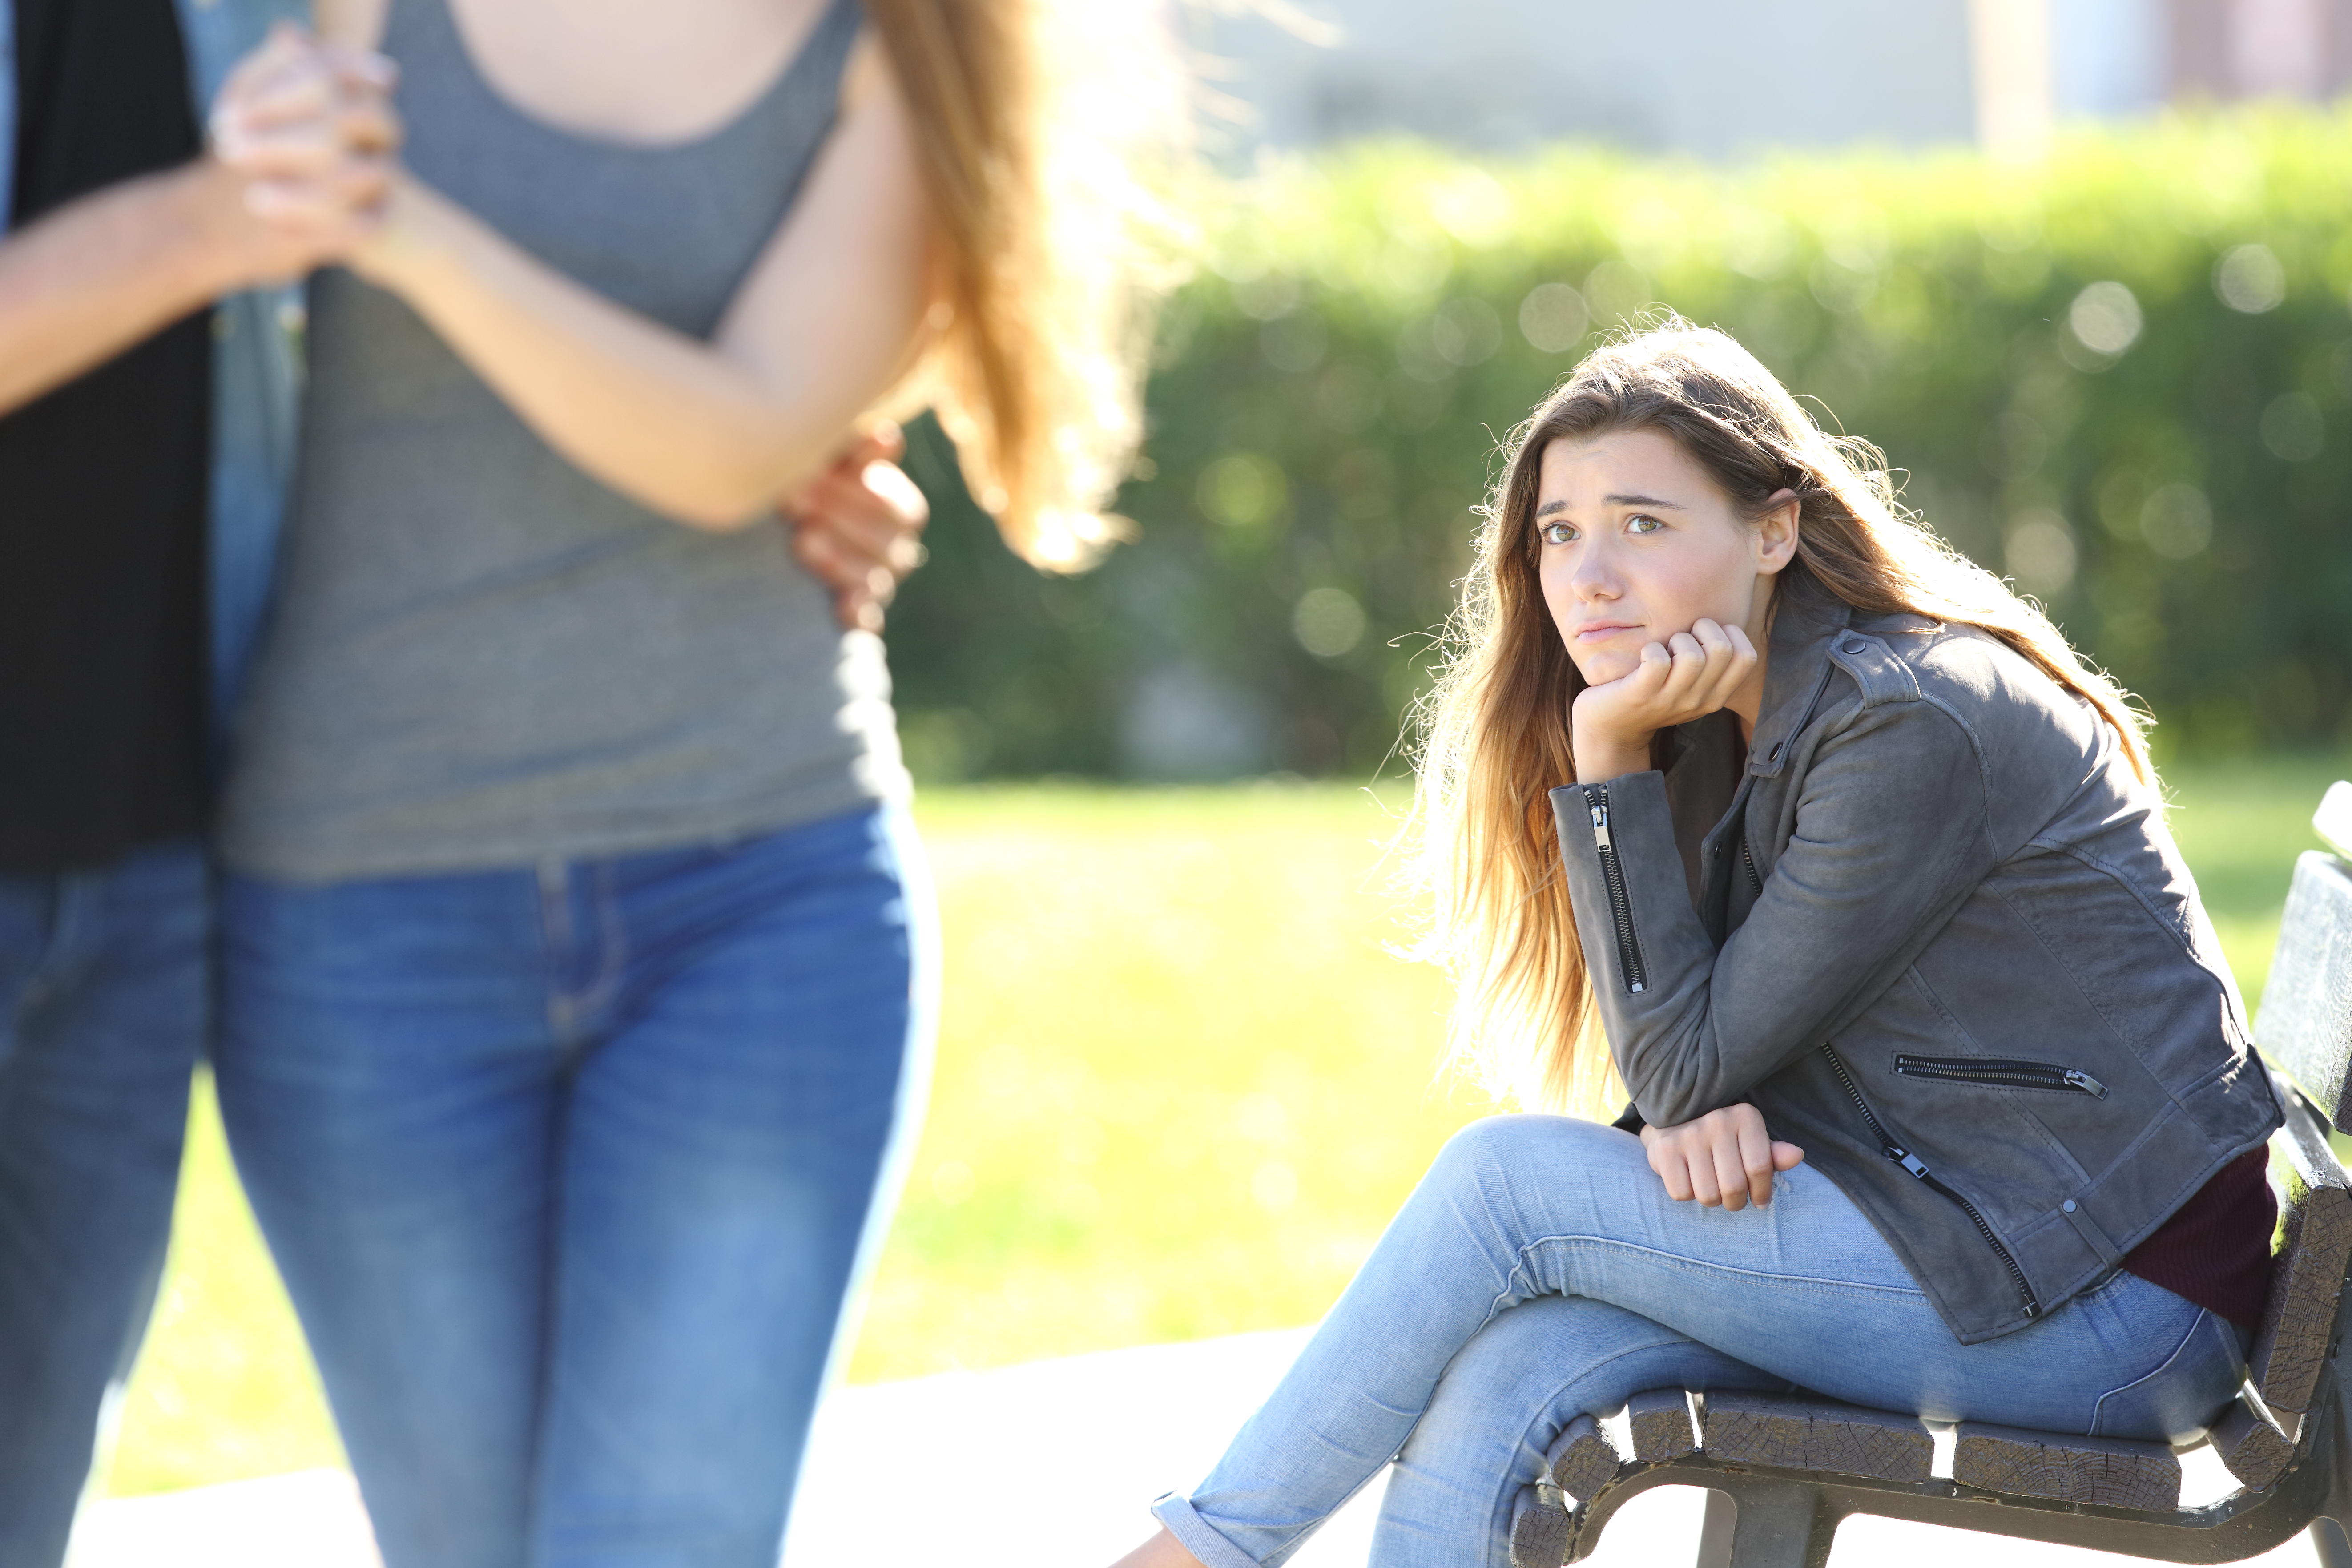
[0,0,212,874]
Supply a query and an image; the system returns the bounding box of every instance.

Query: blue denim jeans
[0,838,207,1568]
[215,807,935,1568]
[1157,1114,2250,1568]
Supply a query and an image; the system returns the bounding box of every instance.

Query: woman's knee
[1413,1295,1617,1439]
[1388,1294,1749,1566]
[1385,1297,1609,1564]
[1425,1113,1635,1200]
[1402,1293,1786,1482]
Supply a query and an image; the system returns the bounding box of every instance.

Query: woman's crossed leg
[1148,1115,2244,1568]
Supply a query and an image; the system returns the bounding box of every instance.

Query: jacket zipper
[1894,1055,2109,1099]
[1580,784,1648,994]
[1745,658,2037,1316]
[1820,1043,2040,1320]
[1730,649,1839,904]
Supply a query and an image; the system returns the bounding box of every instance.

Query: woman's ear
[1753,488,1800,577]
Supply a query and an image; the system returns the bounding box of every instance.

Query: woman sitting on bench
[1113,322,2284,1568]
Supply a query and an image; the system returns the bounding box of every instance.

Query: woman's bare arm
[222,20,934,530]
[0,47,390,420]
[0,162,281,413]
[362,37,928,529]
[313,0,388,47]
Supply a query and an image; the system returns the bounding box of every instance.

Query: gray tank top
[221,0,904,883]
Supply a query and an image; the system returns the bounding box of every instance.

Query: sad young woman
[1114,323,2282,1568]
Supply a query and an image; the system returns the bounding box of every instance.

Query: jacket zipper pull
[1590,799,1612,849]
[2064,1070,2109,1099]
[1885,1143,1934,1181]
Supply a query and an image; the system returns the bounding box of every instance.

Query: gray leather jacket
[1552,571,2280,1344]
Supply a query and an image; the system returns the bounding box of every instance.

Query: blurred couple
[0,1,1154,1564]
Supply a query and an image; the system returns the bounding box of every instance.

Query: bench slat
[1951,1421,2180,1509]
[1699,1390,1932,1483]
[2315,781,2352,862]
[2256,851,2352,1129]
[2210,1395,2296,1492]
[2249,1089,2352,1415]
[1508,1484,1569,1568]
[1627,1387,1697,1462]
[1542,1413,1623,1504]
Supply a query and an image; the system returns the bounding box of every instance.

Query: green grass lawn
[101,758,2352,1495]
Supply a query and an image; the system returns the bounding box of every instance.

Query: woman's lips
[1573,621,1641,641]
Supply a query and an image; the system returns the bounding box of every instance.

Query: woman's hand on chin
[1570,617,1756,782]
[1639,1102,1803,1212]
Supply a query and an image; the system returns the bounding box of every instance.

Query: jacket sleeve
[1553,695,1995,1127]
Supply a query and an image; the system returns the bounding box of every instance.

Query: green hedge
[886,107,2352,779]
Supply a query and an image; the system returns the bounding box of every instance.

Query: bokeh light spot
[2141,483,2215,559]
[1519,282,1589,353]
[2260,392,2324,462]
[1293,586,1367,659]
[2067,281,2144,357]
[1197,452,1288,529]
[2005,509,2078,597]
[2215,244,2286,313]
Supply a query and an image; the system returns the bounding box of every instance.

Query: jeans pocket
[2089,1306,2247,1441]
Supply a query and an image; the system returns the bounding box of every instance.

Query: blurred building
[1182,0,1979,161]
[2164,0,2352,101]
[1183,0,2352,164]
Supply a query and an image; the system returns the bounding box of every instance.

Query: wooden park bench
[1507,781,2352,1568]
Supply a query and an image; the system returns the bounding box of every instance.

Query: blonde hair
[1410,322,2153,1117]
[866,0,1175,570]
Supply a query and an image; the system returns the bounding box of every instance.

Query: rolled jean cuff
[1152,1491,1268,1568]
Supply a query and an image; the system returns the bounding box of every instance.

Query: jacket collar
[1744,568,1853,778]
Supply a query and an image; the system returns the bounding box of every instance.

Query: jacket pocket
[1894,1054,2110,1099]
[1824,1043,2042,1320]
[1580,783,1649,994]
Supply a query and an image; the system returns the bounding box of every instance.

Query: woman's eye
[1626,514,1664,535]
[1540,521,1577,544]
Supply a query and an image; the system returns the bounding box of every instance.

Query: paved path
[68,1328,2328,1567]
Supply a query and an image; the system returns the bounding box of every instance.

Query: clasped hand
[208,22,403,270]
[1570,618,1757,782]
[1639,1103,1804,1212]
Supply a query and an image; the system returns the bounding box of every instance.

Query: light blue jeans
[216,807,935,1568]
[1157,1114,2250,1568]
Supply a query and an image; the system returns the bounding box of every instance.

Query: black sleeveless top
[0,0,210,875]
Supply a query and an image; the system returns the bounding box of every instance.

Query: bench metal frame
[1564,1391,2348,1567]
[1529,1188,2351,1568]
[1507,781,2352,1568]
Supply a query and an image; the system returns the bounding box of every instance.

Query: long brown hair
[1410,321,2153,1116]
[865,0,1175,569]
